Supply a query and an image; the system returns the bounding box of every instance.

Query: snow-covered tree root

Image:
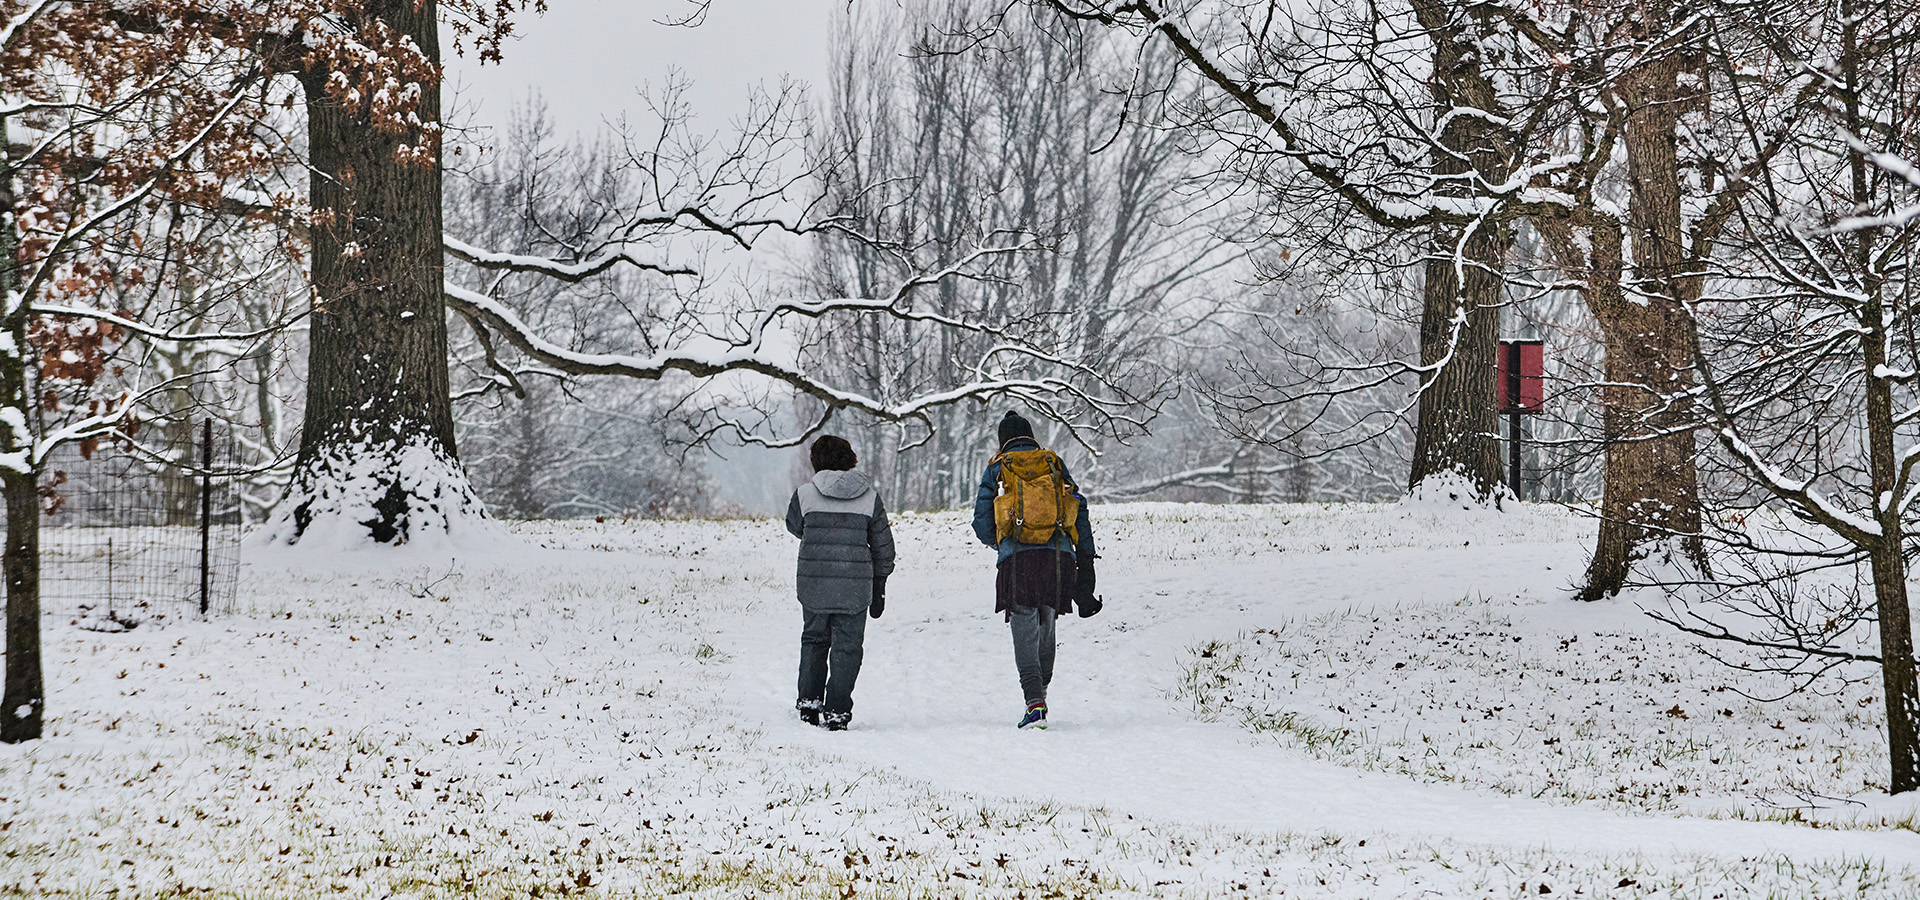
[1405,470,1512,512]
[254,437,506,553]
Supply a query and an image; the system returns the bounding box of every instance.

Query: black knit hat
[997,410,1035,448]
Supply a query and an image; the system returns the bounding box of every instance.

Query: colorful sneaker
[796,699,823,727]
[1017,701,1047,730]
[821,711,851,732]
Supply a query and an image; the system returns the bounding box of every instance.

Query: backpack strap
[989,451,1021,535]
[1048,452,1066,531]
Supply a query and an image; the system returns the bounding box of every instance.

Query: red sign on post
[1497,339,1544,414]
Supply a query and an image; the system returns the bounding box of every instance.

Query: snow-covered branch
[443,236,698,282]
[445,282,1118,440]
[0,0,60,53]
[30,304,297,344]
[14,86,257,311]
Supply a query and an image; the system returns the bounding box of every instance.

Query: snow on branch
[443,236,698,282]
[1714,428,1882,543]
[14,86,258,312]
[30,304,298,344]
[1828,147,1920,233]
[1036,0,1579,230]
[0,0,60,53]
[444,282,1123,444]
[0,371,201,474]
[742,240,1048,351]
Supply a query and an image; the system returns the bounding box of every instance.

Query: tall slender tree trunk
[1406,0,1511,503]
[0,469,39,743]
[160,400,202,526]
[262,0,482,547]
[1844,0,1920,792]
[1576,34,1706,600]
[1862,306,1920,793]
[0,114,42,739]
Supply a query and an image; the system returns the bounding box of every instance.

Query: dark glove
[870,576,887,619]
[1075,557,1101,617]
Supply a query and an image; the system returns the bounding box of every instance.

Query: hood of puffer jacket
[811,469,873,500]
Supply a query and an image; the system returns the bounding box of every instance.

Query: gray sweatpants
[1008,604,1057,705]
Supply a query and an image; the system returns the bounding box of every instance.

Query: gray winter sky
[447,0,835,143]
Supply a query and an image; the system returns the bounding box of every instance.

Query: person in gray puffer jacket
[784,435,895,731]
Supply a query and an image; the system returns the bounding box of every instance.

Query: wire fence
[40,420,242,630]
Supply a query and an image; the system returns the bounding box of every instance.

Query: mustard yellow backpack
[991,449,1081,546]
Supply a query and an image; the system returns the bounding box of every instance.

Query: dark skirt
[995,548,1076,618]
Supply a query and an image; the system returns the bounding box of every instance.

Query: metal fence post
[1507,343,1523,500]
[200,418,212,615]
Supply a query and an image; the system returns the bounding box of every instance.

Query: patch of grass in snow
[1,726,1128,900]
[1178,636,1366,756]
[1178,596,1912,827]
[1400,845,1910,900]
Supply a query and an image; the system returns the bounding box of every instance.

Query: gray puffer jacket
[785,469,896,613]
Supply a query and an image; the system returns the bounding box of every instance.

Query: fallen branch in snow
[1094,446,1305,500]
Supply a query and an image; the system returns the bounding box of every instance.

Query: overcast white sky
[447,0,836,144]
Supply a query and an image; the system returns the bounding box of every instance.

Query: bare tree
[1030,1,1793,604]
[444,101,716,519]
[1175,261,1421,503]
[1656,0,1920,794]
[1498,0,1757,599]
[2,0,304,741]
[102,195,307,523]
[62,0,1158,547]
[1028,0,1587,507]
[801,0,1242,508]
[432,74,1151,515]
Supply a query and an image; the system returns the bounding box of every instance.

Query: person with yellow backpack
[971,410,1100,730]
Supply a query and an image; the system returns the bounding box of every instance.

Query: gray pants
[799,610,866,716]
[1008,604,1057,705]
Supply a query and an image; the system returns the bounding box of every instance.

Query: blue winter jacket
[972,437,1096,564]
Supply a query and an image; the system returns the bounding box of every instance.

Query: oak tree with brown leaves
[2,0,305,742]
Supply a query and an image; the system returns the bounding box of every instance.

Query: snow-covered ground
[6,502,1920,897]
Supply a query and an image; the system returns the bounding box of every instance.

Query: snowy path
[713,516,1920,870]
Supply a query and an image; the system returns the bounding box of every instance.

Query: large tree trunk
[1408,223,1508,502]
[1576,39,1706,600]
[260,0,484,547]
[1579,283,1705,599]
[1405,0,1510,504]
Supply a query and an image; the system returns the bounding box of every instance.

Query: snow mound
[251,438,516,557]
[1402,469,1513,513]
